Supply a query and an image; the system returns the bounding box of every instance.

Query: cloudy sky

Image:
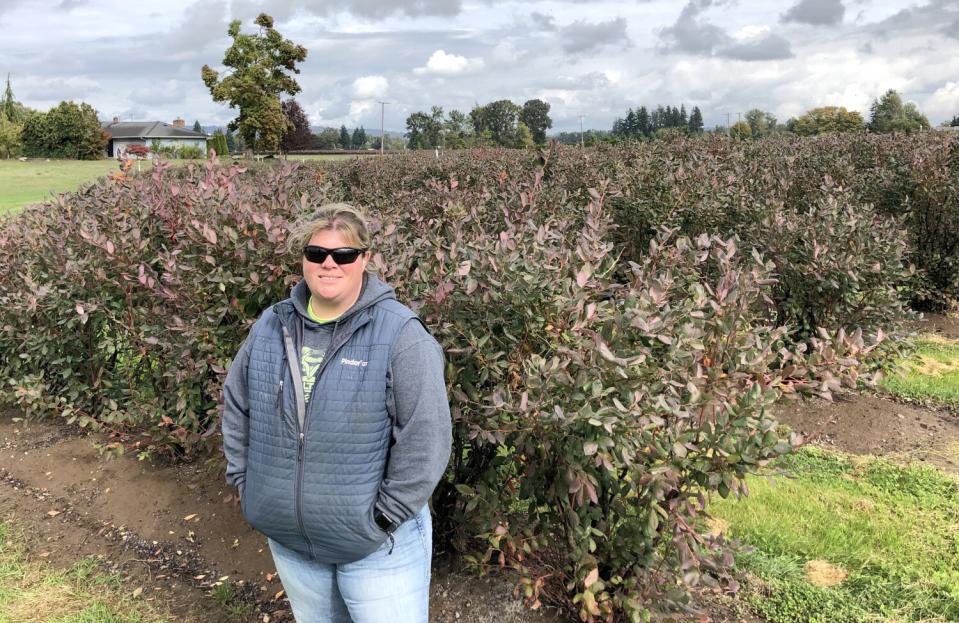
[1,0,957,133]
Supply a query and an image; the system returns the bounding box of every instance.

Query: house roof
[102,121,207,139]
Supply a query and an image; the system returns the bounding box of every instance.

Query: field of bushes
[0,133,957,621]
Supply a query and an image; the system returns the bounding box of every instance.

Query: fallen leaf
[38,551,50,558]
[182,513,198,521]
[132,587,143,598]
[274,590,286,600]
[46,510,61,517]
[194,574,206,580]
[265,572,275,582]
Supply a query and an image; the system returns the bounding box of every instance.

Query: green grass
[0,160,123,213]
[0,155,358,215]
[710,447,959,622]
[0,523,172,623]
[881,334,959,406]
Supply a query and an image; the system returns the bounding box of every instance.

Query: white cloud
[413,49,484,75]
[352,75,389,99]
[926,81,959,122]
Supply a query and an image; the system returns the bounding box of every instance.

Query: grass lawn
[0,160,123,214]
[710,447,959,622]
[0,522,172,623]
[881,334,959,406]
[0,155,358,215]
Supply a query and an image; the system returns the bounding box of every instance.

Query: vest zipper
[281,325,315,560]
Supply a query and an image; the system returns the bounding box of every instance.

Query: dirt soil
[0,411,562,623]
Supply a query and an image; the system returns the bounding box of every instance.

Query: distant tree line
[611,104,705,138]
[0,76,107,160]
[402,99,552,150]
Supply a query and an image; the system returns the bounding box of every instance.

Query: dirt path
[0,411,560,622]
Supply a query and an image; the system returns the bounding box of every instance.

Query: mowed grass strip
[710,448,959,623]
[0,155,359,215]
[0,160,122,214]
[881,334,959,406]
[0,523,172,623]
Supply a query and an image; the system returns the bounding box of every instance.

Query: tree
[192,120,202,133]
[312,127,339,149]
[791,106,864,136]
[636,106,650,136]
[405,107,444,149]
[210,130,229,156]
[351,126,367,149]
[744,109,777,138]
[1,74,27,123]
[22,101,107,159]
[201,13,307,152]
[280,99,312,151]
[520,99,552,145]
[125,143,150,159]
[338,125,350,149]
[687,106,704,133]
[950,115,959,127]
[443,109,472,149]
[512,121,534,148]
[470,100,521,146]
[868,89,930,133]
[0,113,22,158]
[729,121,752,139]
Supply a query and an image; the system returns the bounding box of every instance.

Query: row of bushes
[0,134,955,619]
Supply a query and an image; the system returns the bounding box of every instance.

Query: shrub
[177,145,204,160]
[0,135,950,619]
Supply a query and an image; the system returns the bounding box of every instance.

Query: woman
[221,203,452,622]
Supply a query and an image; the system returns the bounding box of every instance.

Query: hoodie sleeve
[376,319,453,525]
[221,337,253,496]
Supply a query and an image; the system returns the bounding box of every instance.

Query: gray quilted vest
[240,292,417,563]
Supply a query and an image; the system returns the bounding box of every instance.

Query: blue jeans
[268,506,432,623]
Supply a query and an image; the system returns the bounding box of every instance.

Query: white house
[102,117,207,158]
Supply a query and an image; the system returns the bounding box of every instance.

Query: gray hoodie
[221,273,452,558]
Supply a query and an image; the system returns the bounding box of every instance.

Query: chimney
[112,116,119,123]
[172,118,185,128]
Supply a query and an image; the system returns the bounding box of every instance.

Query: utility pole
[726,112,731,136]
[578,115,585,147]
[378,101,389,155]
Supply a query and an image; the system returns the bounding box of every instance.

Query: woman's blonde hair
[289,203,373,263]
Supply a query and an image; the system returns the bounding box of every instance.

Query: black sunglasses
[303,245,368,265]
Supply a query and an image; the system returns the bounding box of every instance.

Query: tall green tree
[201,13,307,152]
[470,100,521,146]
[443,109,472,148]
[687,106,704,133]
[338,125,350,149]
[744,109,777,138]
[405,107,444,149]
[280,99,312,151]
[868,89,930,133]
[950,115,959,127]
[1,74,26,123]
[192,120,202,133]
[791,106,864,136]
[520,99,552,144]
[636,106,650,136]
[351,126,367,149]
[21,101,106,159]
